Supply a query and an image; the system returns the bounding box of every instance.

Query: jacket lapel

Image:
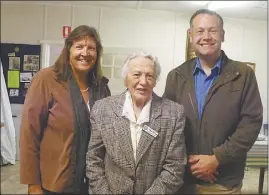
[204,52,240,107]
[111,91,135,167]
[179,60,199,121]
[189,62,199,121]
[135,93,162,165]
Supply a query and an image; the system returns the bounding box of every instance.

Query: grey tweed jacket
[86,91,187,194]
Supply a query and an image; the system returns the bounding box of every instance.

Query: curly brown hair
[53,25,103,83]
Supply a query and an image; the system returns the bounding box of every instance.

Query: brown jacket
[20,66,110,192]
[163,51,263,188]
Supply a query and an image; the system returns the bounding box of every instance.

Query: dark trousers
[41,187,74,195]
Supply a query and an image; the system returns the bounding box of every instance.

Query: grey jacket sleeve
[145,105,187,194]
[86,101,112,194]
[213,66,263,164]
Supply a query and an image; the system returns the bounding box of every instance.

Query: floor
[0,161,268,194]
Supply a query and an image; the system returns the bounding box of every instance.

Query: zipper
[188,93,200,154]
[188,93,198,121]
[176,68,202,153]
[177,69,201,154]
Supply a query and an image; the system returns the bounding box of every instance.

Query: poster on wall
[23,55,40,71]
[24,83,31,89]
[20,72,33,82]
[9,89,19,97]
[9,57,20,70]
[7,71,20,88]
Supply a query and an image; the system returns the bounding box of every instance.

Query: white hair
[121,50,161,81]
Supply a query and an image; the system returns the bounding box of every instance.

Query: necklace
[80,87,89,92]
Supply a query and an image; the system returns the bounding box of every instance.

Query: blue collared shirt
[193,56,222,120]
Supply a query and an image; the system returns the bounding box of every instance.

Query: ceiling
[3,1,268,21]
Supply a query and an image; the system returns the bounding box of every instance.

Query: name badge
[142,125,158,138]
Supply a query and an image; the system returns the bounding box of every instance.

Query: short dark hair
[54,25,103,83]
[190,9,224,30]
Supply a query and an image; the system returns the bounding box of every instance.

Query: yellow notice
[7,70,20,88]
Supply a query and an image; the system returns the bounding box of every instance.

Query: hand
[28,184,43,194]
[188,155,219,183]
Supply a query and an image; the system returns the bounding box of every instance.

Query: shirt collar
[193,54,223,75]
[122,90,152,125]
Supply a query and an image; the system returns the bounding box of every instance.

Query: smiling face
[69,36,97,75]
[189,13,224,59]
[125,56,156,106]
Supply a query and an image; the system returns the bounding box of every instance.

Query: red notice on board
[63,26,71,38]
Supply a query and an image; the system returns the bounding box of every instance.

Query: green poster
[7,70,20,88]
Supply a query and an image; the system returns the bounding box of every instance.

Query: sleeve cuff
[213,147,228,165]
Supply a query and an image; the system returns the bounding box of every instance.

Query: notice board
[0,43,41,104]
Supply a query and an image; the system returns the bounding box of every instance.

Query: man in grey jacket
[163,9,263,194]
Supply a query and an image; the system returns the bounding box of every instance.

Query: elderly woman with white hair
[86,51,187,194]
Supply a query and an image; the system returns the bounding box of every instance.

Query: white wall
[1,2,267,125]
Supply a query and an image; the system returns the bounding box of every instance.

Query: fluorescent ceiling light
[207,1,254,11]
[191,1,210,6]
